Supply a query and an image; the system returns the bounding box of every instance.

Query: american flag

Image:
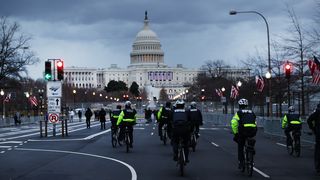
[308,56,320,84]
[3,93,11,103]
[255,75,265,92]
[215,89,223,97]
[29,96,38,107]
[230,85,239,99]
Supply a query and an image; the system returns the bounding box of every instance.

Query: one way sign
[48,98,61,113]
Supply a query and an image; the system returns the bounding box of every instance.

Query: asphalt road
[0,117,319,180]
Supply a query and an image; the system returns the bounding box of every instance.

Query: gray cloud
[0,0,317,79]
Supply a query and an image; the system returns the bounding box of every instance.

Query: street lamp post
[73,90,76,109]
[230,10,272,117]
[1,89,4,120]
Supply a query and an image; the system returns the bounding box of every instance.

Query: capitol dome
[130,11,165,68]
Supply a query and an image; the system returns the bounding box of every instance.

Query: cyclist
[189,101,203,138]
[171,99,191,163]
[231,98,257,169]
[157,101,173,140]
[307,103,320,173]
[117,101,137,148]
[110,105,122,132]
[282,106,302,147]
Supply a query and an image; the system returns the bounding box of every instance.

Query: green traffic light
[45,73,52,80]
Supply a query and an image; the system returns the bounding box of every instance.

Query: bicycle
[124,126,131,153]
[286,129,301,157]
[241,137,255,177]
[190,129,197,152]
[162,123,168,145]
[111,126,119,148]
[176,137,186,176]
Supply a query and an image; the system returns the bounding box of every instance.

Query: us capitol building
[64,12,250,100]
[64,12,202,100]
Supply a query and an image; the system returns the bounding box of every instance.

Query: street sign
[47,81,62,97]
[48,113,59,123]
[48,98,61,113]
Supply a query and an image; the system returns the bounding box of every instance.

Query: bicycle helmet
[190,101,197,108]
[125,101,131,108]
[238,98,248,106]
[288,106,295,112]
[175,99,185,109]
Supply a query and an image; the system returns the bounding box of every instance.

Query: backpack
[172,109,188,127]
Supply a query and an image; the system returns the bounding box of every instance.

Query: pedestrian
[69,109,75,123]
[78,110,82,122]
[99,108,107,130]
[85,108,93,128]
[307,103,320,174]
[14,112,21,126]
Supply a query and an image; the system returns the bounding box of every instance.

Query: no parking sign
[49,113,59,123]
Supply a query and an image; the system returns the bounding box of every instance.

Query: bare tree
[241,48,267,76]
[281,6,314,115]
[201,59,228,78]
[0,17,38,82]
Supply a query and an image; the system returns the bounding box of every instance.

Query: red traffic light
[284,62,292,79]
[57,60,63,68]
[285,64,291,70]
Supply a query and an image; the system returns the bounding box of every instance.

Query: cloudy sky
[0,0,317,79]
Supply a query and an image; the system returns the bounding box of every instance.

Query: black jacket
[307,108,320,137]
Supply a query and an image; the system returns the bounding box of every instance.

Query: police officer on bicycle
[307,103,320,173]
[189,101,203,138]
[171,99,191,163]
[157,101,173,140]
[231,98,257,169]
[110,105,122,132]
[282,106,302,147]
[117,101,137,148]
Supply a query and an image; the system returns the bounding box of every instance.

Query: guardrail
[0,116,45,127]
[203,113,315,144]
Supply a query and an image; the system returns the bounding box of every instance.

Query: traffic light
[57,60,64,81]
[284,62,292,79]
[44,61,52,80]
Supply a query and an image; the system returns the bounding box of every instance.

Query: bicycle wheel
[111,132,117,148]
[179,148,185,176]
[293,136,301,157]
[125,133,130,153]
[191,134,196,152]
[163,130,167,145]
[246,150,254,177]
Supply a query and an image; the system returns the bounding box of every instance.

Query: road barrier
[203,113,314,144]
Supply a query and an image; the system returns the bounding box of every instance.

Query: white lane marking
[253,167,271,178]
[0,151,5,153]
[276,143,286,147]
[152,127,155,130]
[151,132,154,136]
[28,138,84,142]
[16,148,137,180]
[134,127,145,130]
[7,148,12,150]
[24,141,28,143]
[83,129,111,140]
[200,128,220,130]
[0,141,23,144]
[211,142,219,147]
[0,145,12,148]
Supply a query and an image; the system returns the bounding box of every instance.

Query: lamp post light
[230,10,272,117]
[73,90,76,108]
[237,81,242,88]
